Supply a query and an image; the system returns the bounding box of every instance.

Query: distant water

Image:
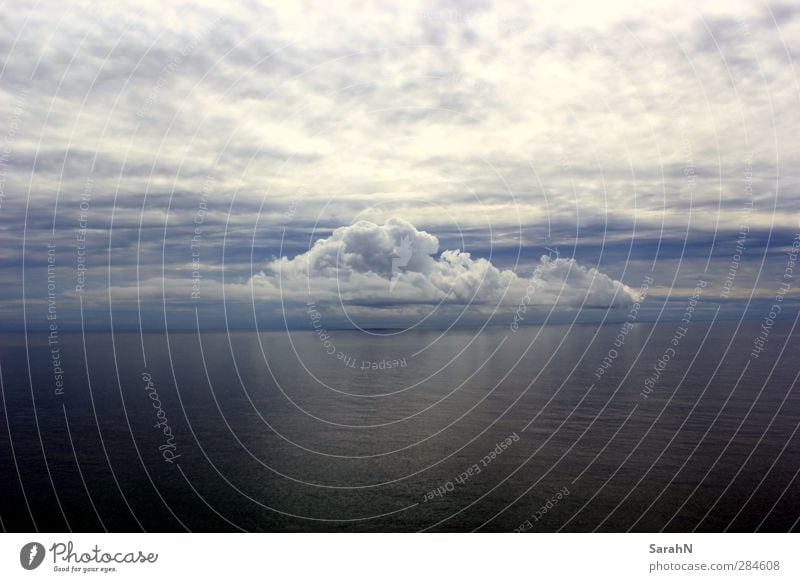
[1,320,799,532]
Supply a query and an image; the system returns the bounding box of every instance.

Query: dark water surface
[1,320,799,532]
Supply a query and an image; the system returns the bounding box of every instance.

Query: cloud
[251,218,637,310]
[1,0,798,328]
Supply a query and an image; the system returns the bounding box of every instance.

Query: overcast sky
[1,0,798,330]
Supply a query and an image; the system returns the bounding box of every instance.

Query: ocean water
[1,320,799,532]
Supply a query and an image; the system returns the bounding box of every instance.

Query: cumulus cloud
[251,218,636,310]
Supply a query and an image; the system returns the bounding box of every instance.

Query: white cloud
[251,218,637,310]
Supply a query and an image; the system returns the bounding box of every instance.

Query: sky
[1,0,799,330]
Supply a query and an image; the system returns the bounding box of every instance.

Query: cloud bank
[251,218,636,312]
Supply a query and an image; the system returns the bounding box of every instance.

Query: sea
[1,320,799,532]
